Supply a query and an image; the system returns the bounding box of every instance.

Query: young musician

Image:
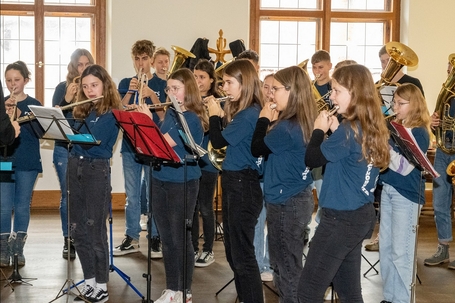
[114,40,167,258]
[205,59,264,303]
[69,64,122,303]
[251,66,318,302]
[379,83,430,303]
[138,68,206,303]
[298,64,390,302]
[191,59,221,267]
[0,61,42,267]
[152,47,171,81]
[52,48,94,260]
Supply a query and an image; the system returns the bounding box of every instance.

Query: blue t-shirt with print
[152,109,203,182]
[222,104,263,172]
[319,122,380,210]
[263,119,313,204]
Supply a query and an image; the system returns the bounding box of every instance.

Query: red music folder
[390,121,439,178]
[112,110,181,163]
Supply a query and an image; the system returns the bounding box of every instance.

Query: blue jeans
[298,203,376,303]
[192,170,218,252]
[222,169,263,303]
[254,183,271,274]
[53,144,69,237]
[122,151,158,240]
[1,170,39,233]
[68,156,110,283]
[432,148,455,242]
[379,183,420,303]
[268,187,314,303]
[152,177,198,291]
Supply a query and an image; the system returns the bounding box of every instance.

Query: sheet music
[379,85,397,116]
[169,95,207,157]
[28,106,73,140]
[390,121,439,178]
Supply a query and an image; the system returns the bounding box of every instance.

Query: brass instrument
[446,159,455,184]
[8,88,18,122]
[207,141,225,171]
[377,41,419,87]
[16,96,103,124]
[125,102,173,111]
[434,53,455,154]
[297,59,330,112]
[136,69,148,105]
[168,45,196,76]
[328,105,339,117]
[297,59,309,71]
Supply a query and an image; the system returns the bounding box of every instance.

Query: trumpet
[125,102,173,111]
[328,105,339,117]
[136,68,148,105]
[16,96,103,124]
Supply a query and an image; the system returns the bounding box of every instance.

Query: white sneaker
[155,289,176,303]
[140,214,148,231]
[170,291,192,303]
[194,251,200,263]
[260,271,273,282]
[195,251,215,267]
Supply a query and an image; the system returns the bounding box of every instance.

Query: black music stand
[26,106,101,302]
[113,109,180,303]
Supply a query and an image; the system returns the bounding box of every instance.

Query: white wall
[35,0,453,192]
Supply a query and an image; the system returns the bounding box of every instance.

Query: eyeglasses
[164,86,183,94]
[271,86,288,93]
[391,100,410,107]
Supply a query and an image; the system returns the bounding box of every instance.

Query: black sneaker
[63,237,76,260]
[87,287,109,303]
[73,284,95,302]
[150,236,163,259]
[113,235,139,256]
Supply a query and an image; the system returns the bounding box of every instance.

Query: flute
[203,96,232,104]
[125,102,173,111]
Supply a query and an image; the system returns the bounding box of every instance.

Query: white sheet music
[28,106,73,140]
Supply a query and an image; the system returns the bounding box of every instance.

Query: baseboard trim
[31,190,126,211]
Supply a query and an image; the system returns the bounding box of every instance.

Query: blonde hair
[168,68,209,132]
[66,49,94,83]
[394,83,431,135]
[332,64,390,168]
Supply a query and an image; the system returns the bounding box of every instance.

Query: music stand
[26,106,100,303]
[113,109,180,303]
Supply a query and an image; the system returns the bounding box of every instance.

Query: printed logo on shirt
[302,167,311,180]
[361,162,373,195]
[90,116,100,123]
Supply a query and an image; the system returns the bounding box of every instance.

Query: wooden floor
[1,209,454,303]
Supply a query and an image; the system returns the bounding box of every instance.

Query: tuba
[377,41,419,87]
[168,45,196,76]
[434,53,455,154]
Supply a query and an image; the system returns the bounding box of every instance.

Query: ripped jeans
[68,155,111,283]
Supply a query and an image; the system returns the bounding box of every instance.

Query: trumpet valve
[270,103,277,109]
[328,105,339,116]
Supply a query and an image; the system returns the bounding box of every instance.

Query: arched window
[1,0,106,106]
[249,0,400,80]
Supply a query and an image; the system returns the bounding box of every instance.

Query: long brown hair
[168,68,209,132]
[331,64,390,168]
[272,66,318,144]
[73,65,122,119]
[66,48,94,83]
[222,59,263,123]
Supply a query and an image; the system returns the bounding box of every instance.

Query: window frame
[0,0,106,104]
[249,0,400,54]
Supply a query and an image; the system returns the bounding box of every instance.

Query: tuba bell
[434,53,455,154]
[377,41,419,87]
[168,45,196,76]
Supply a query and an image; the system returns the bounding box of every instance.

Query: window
[1,0,105,106]
[250,0,400,80]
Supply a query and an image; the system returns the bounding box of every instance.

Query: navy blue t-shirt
[0,95,43,172]
[319,122,380,210]
[263,119,313,204]
[380,126,429,204]
[70,110,119,159]
[152,109,203,182]
[222,104,263,172]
